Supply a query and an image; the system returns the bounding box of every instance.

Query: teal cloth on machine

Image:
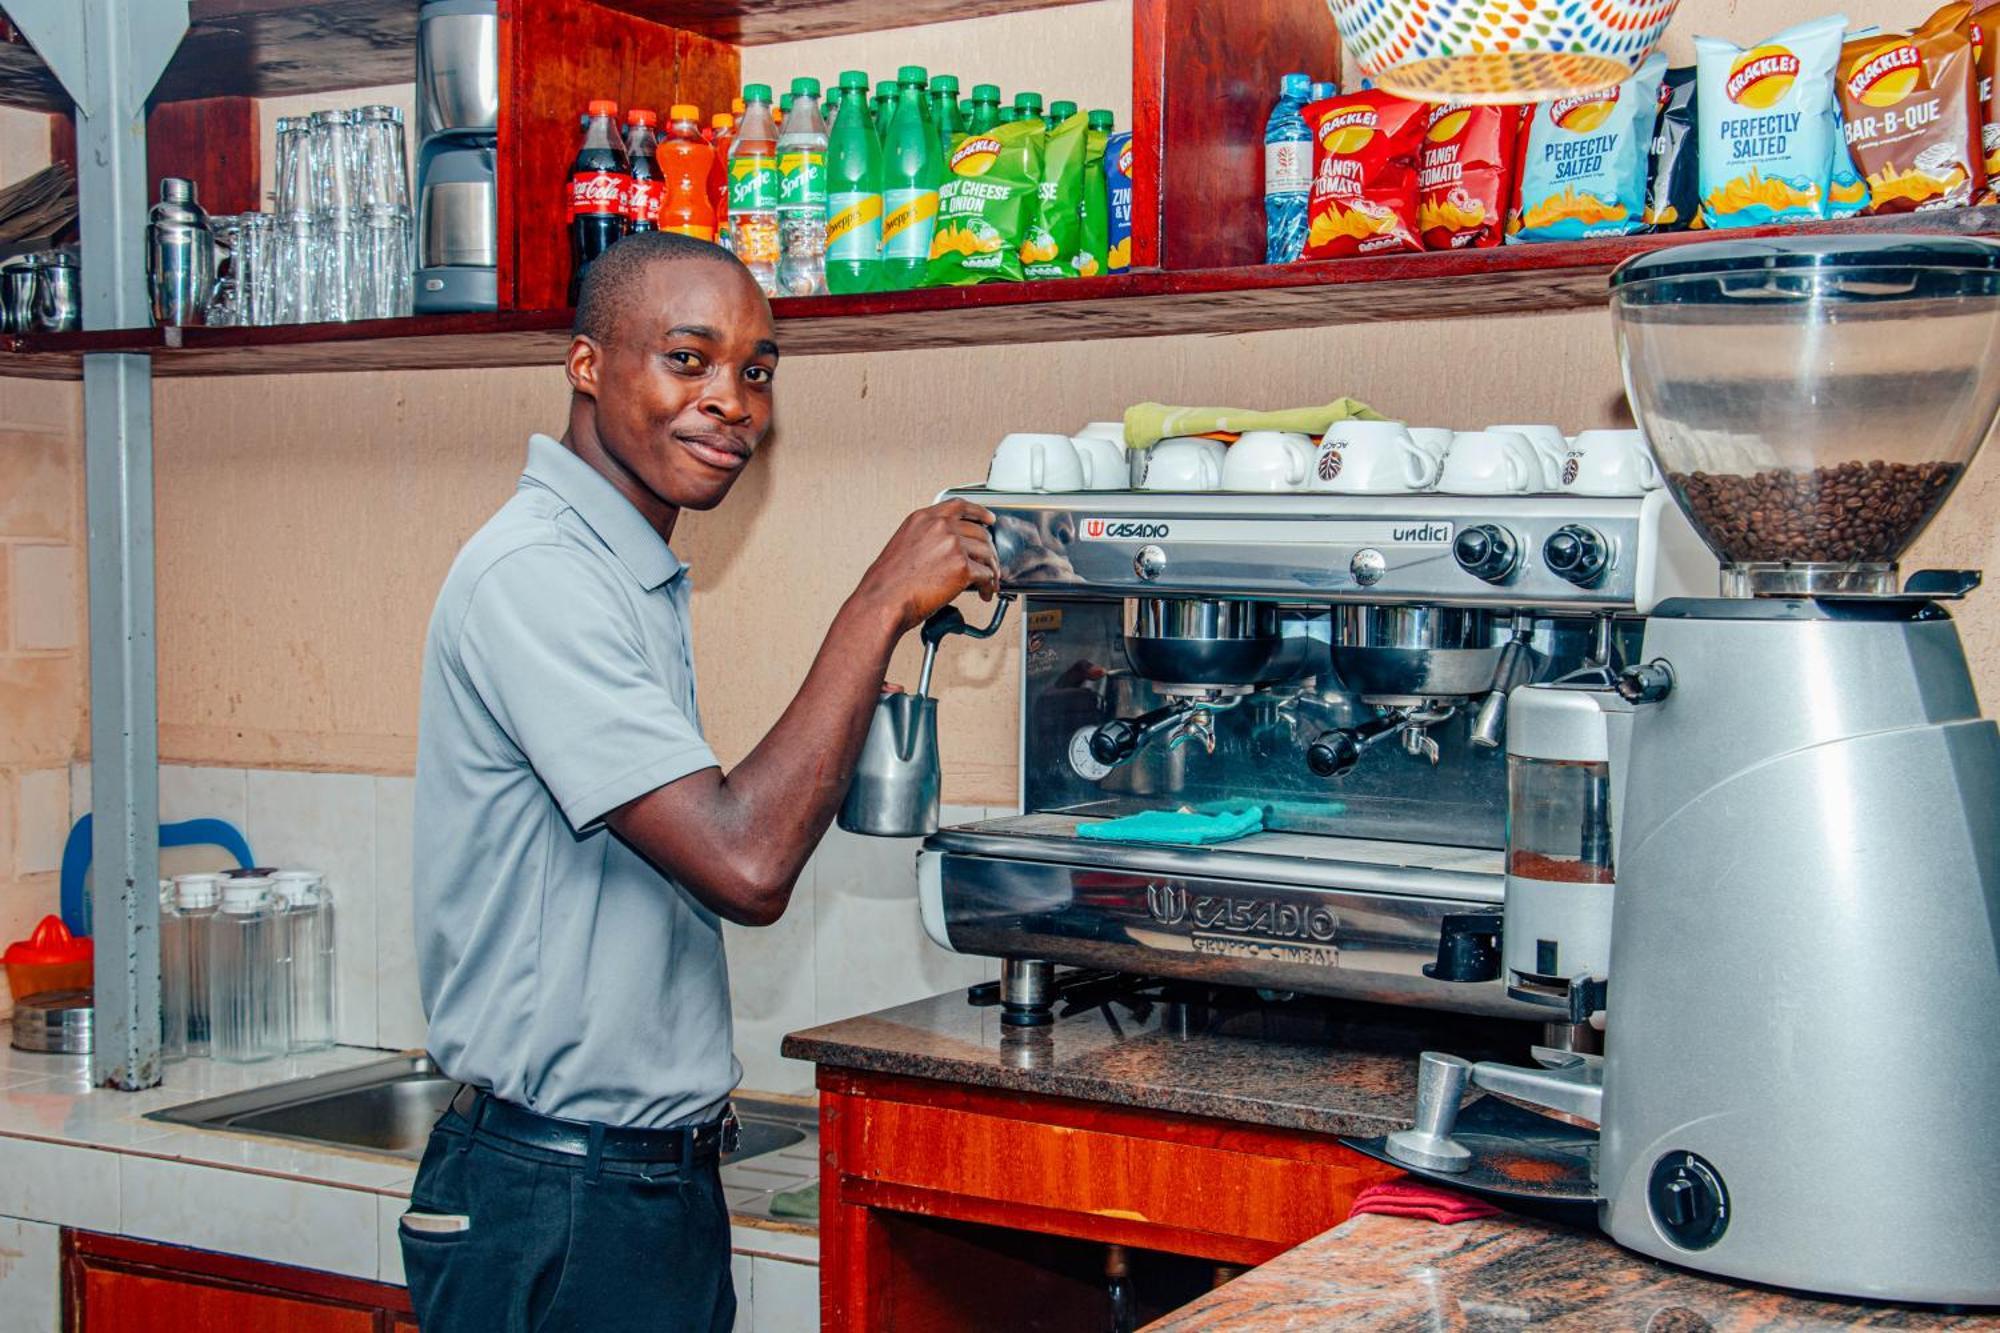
[1077,805,1267,846]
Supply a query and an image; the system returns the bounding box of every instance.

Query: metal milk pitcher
[838,595,1013,838]
[147,178,221,327]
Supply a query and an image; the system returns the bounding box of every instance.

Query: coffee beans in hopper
[1669,461,1962,565]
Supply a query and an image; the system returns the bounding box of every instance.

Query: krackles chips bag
[1841,3,1985,213]
[1105,131,1135,272]
[1417,103,1525,249]
[1695,16,1846,228]
[1643,66,1701,231]
[1511,54,1667,243]
[1302,91,1428,259]
[1977,0,2000,200]
[1024,111,1088,280]
[927,119,1043,285]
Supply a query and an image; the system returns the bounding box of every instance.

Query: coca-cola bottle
[623,108,662,235]
[568,99,630,304]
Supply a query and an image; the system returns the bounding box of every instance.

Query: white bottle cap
[221,877,272,913]
[159,878,174,906]
[173,873,222,909]
[270,869,325,907]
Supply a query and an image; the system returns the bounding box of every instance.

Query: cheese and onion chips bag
[927,119,1042,285]
[1302,90,1427,259]
[1695,16,1846,228]
[1510,54,1667,243]
[1418,103,1525,249]
[1023,111,1087,280]
[1840,3,1985,213]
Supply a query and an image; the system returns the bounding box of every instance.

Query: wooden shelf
[7,207,1996,380]
[596,0,1097,45]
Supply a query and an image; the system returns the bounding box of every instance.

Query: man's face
[570,259,779,512]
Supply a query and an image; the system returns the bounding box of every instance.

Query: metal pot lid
[1610,235,2000,289]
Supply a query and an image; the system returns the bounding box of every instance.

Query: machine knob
[1306,730,1363,778]
[1647,1152,1730,1251]
[1133,544,1167,582]
[1089,719,1144,767]
[1453,524,1519,583]
[1616,659,1676,704]
[1350,548,1387,587]
[1543,525,1610,587]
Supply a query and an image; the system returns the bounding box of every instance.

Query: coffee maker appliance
[1369,234,2000,1304]
[413,0,499,313]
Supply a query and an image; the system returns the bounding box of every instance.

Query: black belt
[449,1085,737,1164]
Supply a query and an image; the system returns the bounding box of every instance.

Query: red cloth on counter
[1350,1178,1501,1225]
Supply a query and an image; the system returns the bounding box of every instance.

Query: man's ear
[566,335,601,399]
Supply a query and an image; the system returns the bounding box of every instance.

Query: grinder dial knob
[1543,525,1610,587]
[1453,525,1519,583]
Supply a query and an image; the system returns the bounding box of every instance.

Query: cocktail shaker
[147,177,221,327]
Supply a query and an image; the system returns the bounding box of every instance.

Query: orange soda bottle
[658,104,717,242]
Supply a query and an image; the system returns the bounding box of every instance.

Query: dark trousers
[399,1101,736,1333]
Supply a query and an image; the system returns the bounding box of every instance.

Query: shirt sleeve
[454,541,719,831]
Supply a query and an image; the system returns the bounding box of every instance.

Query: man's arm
[607,498,999,926]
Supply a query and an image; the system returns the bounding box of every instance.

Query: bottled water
[172,873,221,1057]
[159,880,188,1063]
[777,77,830,296]
[273,870,337,1053]
[1265,72,1313,264]
[208,877,289,1063]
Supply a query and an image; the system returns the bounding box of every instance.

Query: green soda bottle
[872,81,897,137]
[997,105,1019,125]
[825,71,882,295]
[1049,99,1078,131]
[1013,92,1043,127]
[969,85,1001,131]
[880,64,941,291]
[931,74,965,154]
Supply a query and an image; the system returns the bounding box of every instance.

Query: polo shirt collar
[522,434,685,591]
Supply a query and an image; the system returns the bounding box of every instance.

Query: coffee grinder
[1374,235,2000,1303]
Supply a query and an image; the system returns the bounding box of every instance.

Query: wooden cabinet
[64,1232,414,1333]
[815,1068,1403,1332]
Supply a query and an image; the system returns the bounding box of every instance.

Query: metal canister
[0,259,36,333]
[147,177,219,327]
[33,253,79,332]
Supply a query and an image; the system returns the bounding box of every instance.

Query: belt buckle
[720,1104,741,1157]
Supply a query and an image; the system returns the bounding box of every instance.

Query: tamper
[1386,1051,1473,1172]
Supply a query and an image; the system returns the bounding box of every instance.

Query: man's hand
[855,499,1001,635]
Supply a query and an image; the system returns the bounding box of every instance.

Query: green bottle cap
[997,106,1019,123]
[958,99,974,117]
[743,84,772,103]
[1087,109,1115,131]
[876,80,898,98]
[840,70,869,91]
[1050,100,1078,119]
[972,83,1001,103]
[1014,92,1043,112]
[791,76,821,97]
[933,74,960,94]
[779,92,794,111]
[897,64,928,86]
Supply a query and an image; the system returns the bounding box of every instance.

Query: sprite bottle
[825,71,882,295]
[880,65,940,291]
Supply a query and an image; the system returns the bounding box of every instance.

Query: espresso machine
[1370,235,2000,1304]
[914,477,1717,1031]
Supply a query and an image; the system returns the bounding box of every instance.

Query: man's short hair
[572,232,751,343]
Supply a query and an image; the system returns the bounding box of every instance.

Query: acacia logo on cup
[1562,456,1581,486]
[1318,105,1382,155]
[1550,86,1621,133]
[1847,40,1926,106]
[1317,450,1344,482]
[1726,45,1803,107]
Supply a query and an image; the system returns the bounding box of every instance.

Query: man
[401,232,999,1331]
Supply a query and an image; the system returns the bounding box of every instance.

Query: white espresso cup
[1408,427,1455,462]
[1439,430,1541,495]
[1562,429,1661,496]
[1070,433,1129,491]
[1073,420,1126,446]
[1139,437,1224,491]
[988,432,1089,492]
[1311,421,1440,494]
[1488,423,1568,491]
[1221,431,1315,492]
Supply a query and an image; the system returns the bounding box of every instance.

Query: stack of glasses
[208,105,414,326]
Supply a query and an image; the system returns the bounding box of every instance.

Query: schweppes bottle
[826,70,883,295]
[881,65,942,291]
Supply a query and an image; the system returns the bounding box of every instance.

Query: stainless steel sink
[150,1054,812,1165]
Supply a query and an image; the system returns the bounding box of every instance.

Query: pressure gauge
[1068,726,1116,781]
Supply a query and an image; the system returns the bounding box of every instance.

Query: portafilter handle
[1386,1051,1474,1173]
[914,594,1014,697]
[1470,628,1537,750]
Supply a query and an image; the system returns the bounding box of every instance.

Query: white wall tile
[812,806,989,1025]
[14,767,67,876]
[0,1216,59,1333]
[726,853,817,1097]
[731,1251,754,1333]
[245,769,379,1047]
[9,544,74,651]
[120,1155,378,1279]
[374,776,426,1051]
[160,765,248,831]
[0,1135,119,1231]
[750,1255,819,1333]
[66,760,87,825]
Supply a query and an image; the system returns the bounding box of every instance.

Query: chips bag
[927,119,1042,285]
[1828,103,1874,216]
[1977,0,2000,200]
[1644,66,1701,230]
[1510,54,1667,243]
[1078,119,1110,277]
[1023,112,1087,280]
[1105,131,1134,272]
[1417,103,1525,249]
[1695,16,1846,228]
[1840,3,1985,213]
[1302,91,1427,259]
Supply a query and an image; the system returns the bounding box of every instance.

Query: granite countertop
[1144,1212,2000,1331]
[781,986,1528,1136]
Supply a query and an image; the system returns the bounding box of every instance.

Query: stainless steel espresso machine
[915,481,1716,1030]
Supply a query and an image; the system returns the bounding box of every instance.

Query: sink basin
[150,1054,812,1165]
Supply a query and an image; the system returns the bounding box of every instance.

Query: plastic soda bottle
[1013,92,1044,126]
[568,99,629,304]
[709,112,735,249]
[1049,99,1078,131]
[1264,73,1312,264]
[880,65,940,291]
[777,77,830,296]
[729,84,781,294]
[997,104,1020,125]
[826,71,882,295]
[931,74,965,154]
[872,80,897,137]
[659,104,717,242]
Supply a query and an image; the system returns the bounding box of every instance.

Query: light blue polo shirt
[412,434,737,1129]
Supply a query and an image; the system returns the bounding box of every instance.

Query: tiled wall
[68,762,1001,1090]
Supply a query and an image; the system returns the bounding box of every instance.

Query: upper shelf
[6,207,1996,379]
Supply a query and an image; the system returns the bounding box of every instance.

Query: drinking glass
[204,214,244,326]
[361,204,412,318]
[274,213,317,324]
[237,213,275,326]
[357,104,411,211]
[308,109,362,214]
[316,208,362,322]
[273,117,313,215]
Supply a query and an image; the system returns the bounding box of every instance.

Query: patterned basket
[1329,0,1680,103]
